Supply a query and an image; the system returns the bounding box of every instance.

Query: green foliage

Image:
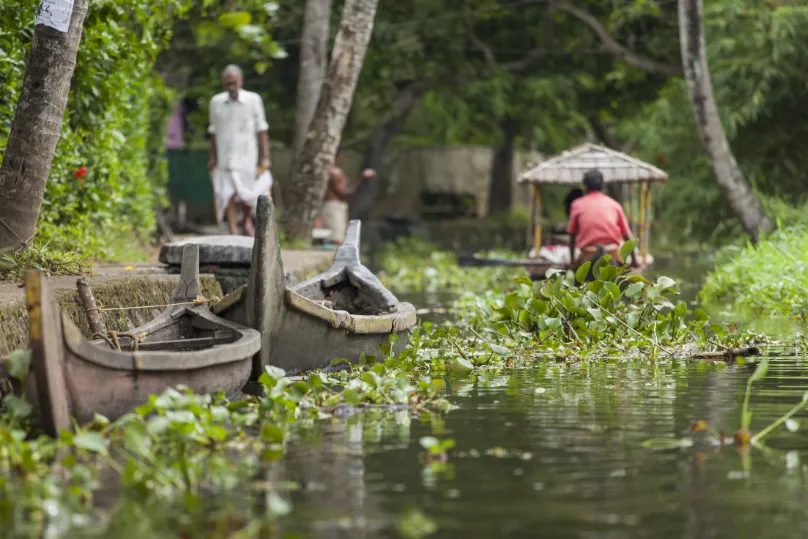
[619,1,808,243]
[701,227,808,320]
[0,0,193,259]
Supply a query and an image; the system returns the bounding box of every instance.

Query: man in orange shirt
[566,170,637,269]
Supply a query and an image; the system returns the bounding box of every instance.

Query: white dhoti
[212,168,273,224]
[321,200,349,243]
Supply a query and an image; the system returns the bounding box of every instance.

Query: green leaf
[218,11,252,29]
[624,282,644,298]
[419,436,439,450]
[260,424,285,444]
[694,308,710,321]
[2,395,31,420]
[575,262,591,284]
[619,239,638,262]
[448,357,474,375]
[265,365,286,380]
[73,432,109,456]
[513,275,533,287]
[124,425,151,457]
[655,276,677,290]
[604,281,621,299]
[489,344,510,356]
[7,349,31,382]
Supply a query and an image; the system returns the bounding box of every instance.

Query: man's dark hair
[582,170,604,192]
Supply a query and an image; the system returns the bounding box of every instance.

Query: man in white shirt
[207,65,272,236]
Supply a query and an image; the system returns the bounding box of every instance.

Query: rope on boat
[84,295,221,314]
[92,331,148,352]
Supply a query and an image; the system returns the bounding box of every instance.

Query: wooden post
[77,278,106,336]
[625,182,634,233]
[533,185,542,254]
[638,182,647,259]
[643,182,653,258]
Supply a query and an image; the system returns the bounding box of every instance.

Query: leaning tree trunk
[0,0,90,253]
[678,0,772,241]
[487,116,518,216]
[350,80,429,221]
[294,0,332,153]
[281,0,379,243]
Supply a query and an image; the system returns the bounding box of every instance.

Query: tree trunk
[281,0,379,243]
[350,80,429,221]
[678,0,772,241]
[0,0,90,253]
[487,116,518,216]
[294,0,332,153]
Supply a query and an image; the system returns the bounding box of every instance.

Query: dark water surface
[270,261,808,539]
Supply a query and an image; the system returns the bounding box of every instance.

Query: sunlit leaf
[619,239,638,262]
[575,262,591,284]
[73,432,108,456]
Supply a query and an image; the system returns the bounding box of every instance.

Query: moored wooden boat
[214,196,417,376]
[24,244,261,436]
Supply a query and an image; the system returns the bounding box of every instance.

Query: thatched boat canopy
[519,143,668,185]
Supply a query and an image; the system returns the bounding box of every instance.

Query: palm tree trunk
[678,0,772,241]
[280,0,379,244]
[0,0,90,253]
[294,0,332,153]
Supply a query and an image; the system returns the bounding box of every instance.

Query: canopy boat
[214,196,417,377]
[24,244,261,436]
[461,143,668,279]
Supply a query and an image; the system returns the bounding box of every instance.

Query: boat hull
[216,196,417,377]
[24,244,261,435]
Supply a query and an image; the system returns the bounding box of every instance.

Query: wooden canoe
[458,253,651,280]
[214,196,417,377]
[24,244,261,436]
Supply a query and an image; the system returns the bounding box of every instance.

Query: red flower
[74,166,87,179]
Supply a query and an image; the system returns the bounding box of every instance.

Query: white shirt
[208,90,269,173]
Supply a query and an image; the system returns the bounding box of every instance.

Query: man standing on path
[567,169,637,268]
[322,146,375,244]
[208,65,272,237]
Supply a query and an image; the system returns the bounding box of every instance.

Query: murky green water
[269,258,808,539]
[275,355,808,539]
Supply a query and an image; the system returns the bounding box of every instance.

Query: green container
[166,149,216,224]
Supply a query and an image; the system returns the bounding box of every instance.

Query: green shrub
[0,0,190,260]
[701,226,808,319]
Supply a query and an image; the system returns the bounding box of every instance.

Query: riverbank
[701,226,808,320]
[0,249,333,357]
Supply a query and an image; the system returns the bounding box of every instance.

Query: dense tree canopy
[2,0,807,254]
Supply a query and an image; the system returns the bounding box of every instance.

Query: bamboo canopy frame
[518,143,668,260]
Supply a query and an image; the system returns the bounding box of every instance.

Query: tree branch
[550,0,683,77]
[468,28,497,70]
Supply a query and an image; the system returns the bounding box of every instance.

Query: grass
[0,243,89,281]
[700,226,808,320]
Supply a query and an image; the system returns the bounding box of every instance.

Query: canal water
[268,255,808,539]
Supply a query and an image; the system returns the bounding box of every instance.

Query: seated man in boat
[567,170,637,268]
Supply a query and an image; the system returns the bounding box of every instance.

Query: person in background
[322,146,375,244]
[567,170,637,268]
[207,64,272,237]
[563,188,584,218]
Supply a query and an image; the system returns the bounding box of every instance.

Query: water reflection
[273,355,808,539]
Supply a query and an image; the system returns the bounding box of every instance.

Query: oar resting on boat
[214,195,417,377]
[24,244,261,436]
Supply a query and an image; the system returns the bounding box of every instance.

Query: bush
[0,0,190,259]
[700,226,808,319]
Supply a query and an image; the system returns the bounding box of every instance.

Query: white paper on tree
[36,0,74,33]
